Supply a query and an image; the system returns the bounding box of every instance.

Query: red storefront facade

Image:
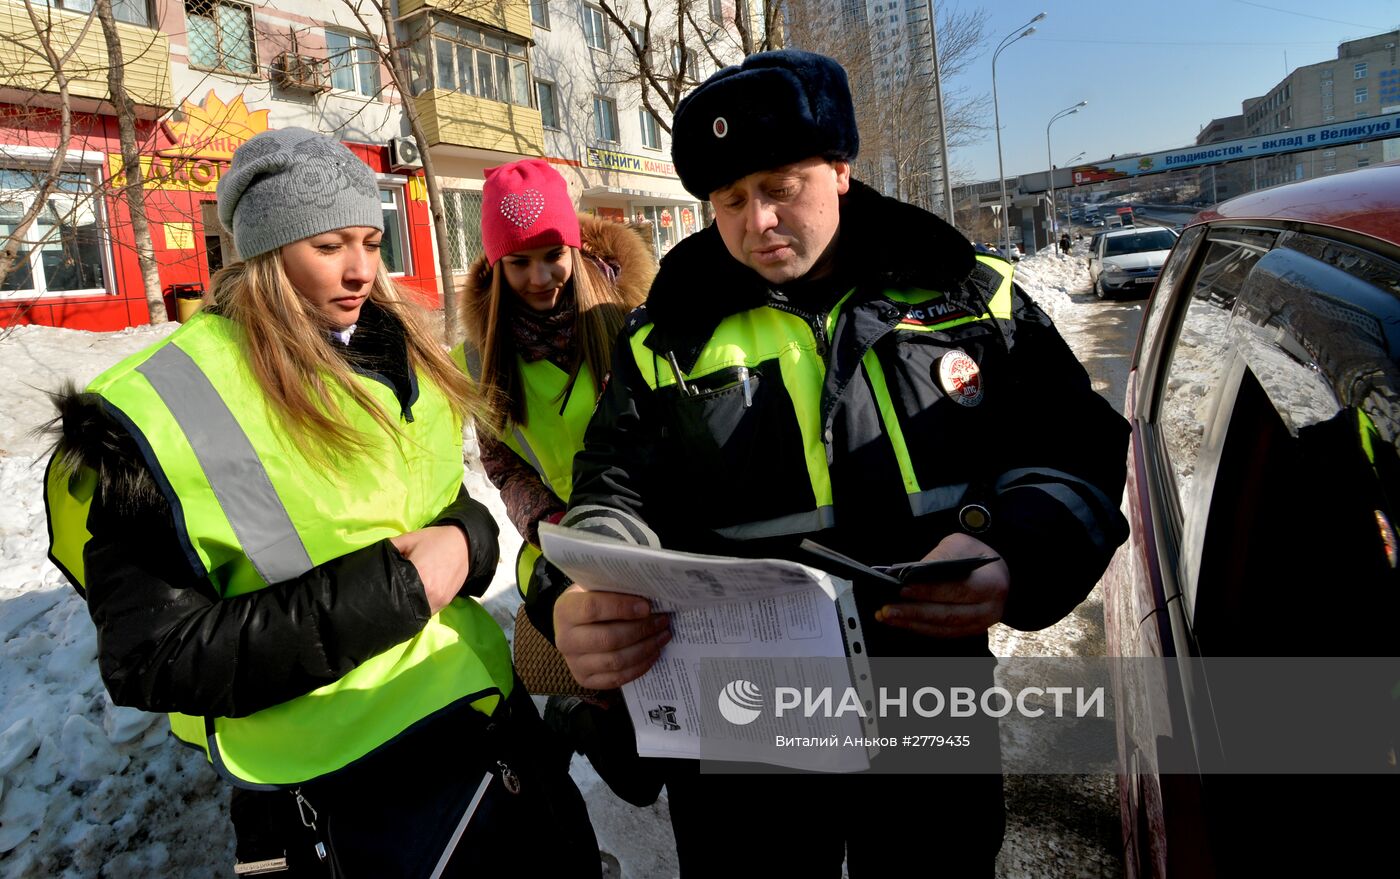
[1,91,438,332]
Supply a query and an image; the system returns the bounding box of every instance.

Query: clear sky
[946,0,1400,183]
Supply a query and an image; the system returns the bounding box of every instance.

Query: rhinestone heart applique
[499,189,545,229]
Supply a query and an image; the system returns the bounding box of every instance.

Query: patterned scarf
[507,286,576,370]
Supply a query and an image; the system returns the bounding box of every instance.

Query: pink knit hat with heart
[481,159,581,265]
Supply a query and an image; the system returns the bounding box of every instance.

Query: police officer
[528,51,1130,876]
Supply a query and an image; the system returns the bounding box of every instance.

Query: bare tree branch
[95,0,165,324]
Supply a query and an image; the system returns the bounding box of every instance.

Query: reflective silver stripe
[429,771,493,879]
[714,506,837,540]
[136,344,313,585]
[511,426,554,493]
[463,345,482,379]
[994,467,1117,513]
[560,504,662,547]
[995,468,1114,551]
[907,483,969,517]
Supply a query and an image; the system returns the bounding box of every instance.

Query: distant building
[1240,29,1400,190]
[1195,114,1250,202]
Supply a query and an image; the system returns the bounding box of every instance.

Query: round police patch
[938,351,983,407]
[713,117,729,138]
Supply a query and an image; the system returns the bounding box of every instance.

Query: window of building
[1357,158,1371,168]
[326,31,380,98]
[427,18,532,108]
[639,109,661,149]
[1356,87,1368,104]
[594,96,619,142]
[1356,110,1369,118]
[1321,67,1333,77]
[671,43,697,77]
[583,5,608,51]
[379,187,407,275]
[47,0,151,26]
[530,0,550,28]
[1354,62,1367,79]
[709,0,723,23]
[186,0,256,75]
[1323,163,1336,172]
[1323,149,1336,157]
[442,189,484,272]
[0,168,107,298]
[536,80,559,129]
[1358,142,1369,150]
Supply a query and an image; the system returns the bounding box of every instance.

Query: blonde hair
[465,246,643,432]
[208,250,480,462]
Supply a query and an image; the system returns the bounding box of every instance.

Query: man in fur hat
[532,50,1130,875]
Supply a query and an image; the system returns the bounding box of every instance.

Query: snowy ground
[0,244,1116,878]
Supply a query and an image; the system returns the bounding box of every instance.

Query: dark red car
[1103,162,1400,877]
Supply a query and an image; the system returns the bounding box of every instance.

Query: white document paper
[539,523,877,771]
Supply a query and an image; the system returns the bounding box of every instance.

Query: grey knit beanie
[216,127,383,260]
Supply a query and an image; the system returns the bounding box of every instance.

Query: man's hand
[874,533,1009,638]
[554,584,671,689]
[391,526,470,615]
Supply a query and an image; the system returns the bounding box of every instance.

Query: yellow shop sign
[585,147,676,178]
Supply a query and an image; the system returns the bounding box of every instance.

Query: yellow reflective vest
[454,346,596,595]
[47,311,513,787]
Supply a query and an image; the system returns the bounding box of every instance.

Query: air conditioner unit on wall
[389,136,423,171]
[273,52,330,94]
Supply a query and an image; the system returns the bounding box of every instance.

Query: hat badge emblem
[499,189,545,229]
[713,117,728,138]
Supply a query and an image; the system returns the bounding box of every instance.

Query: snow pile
[0,249,1103,878]
[1008,243,1090,324]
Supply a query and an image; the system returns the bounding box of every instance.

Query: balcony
[413,89,543,156]
[0,2,173,113]
[399,0,532,41]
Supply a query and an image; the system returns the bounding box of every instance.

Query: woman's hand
[391,526,470,614]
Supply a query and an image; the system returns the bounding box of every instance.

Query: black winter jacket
[47,301,499,718]
[536,181,1130,655]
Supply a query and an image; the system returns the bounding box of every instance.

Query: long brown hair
[464,243,646,432]
[208,249,480,463]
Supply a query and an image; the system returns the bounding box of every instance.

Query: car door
[1134,222,1400,874]
[1087,233,1105,284]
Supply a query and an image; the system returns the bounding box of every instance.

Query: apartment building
[1244,30,1399,190]
[1194,113,1250,203]
[1,0,748,331]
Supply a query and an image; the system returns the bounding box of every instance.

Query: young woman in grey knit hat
[43,128,599,877]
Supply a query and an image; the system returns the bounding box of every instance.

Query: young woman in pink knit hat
[458,157,660,806]
[460,158,654,613]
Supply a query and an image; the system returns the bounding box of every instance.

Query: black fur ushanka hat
[671,50,860,199]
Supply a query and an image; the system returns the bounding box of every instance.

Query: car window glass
[1187,240,1400,655]
[1136,225,1204,380]
[1104,230,1176,256]
[1156,236,1268,509]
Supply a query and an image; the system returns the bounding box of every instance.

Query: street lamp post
[925,0,955,224]
[1046,100,1087,247]
[992,12,1045,256]
[1059,150,1086,227]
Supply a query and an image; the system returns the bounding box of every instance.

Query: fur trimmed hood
[46,383,165,514]
[458,213,657,347]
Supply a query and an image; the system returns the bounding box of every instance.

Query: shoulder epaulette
[624,304,651,335]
